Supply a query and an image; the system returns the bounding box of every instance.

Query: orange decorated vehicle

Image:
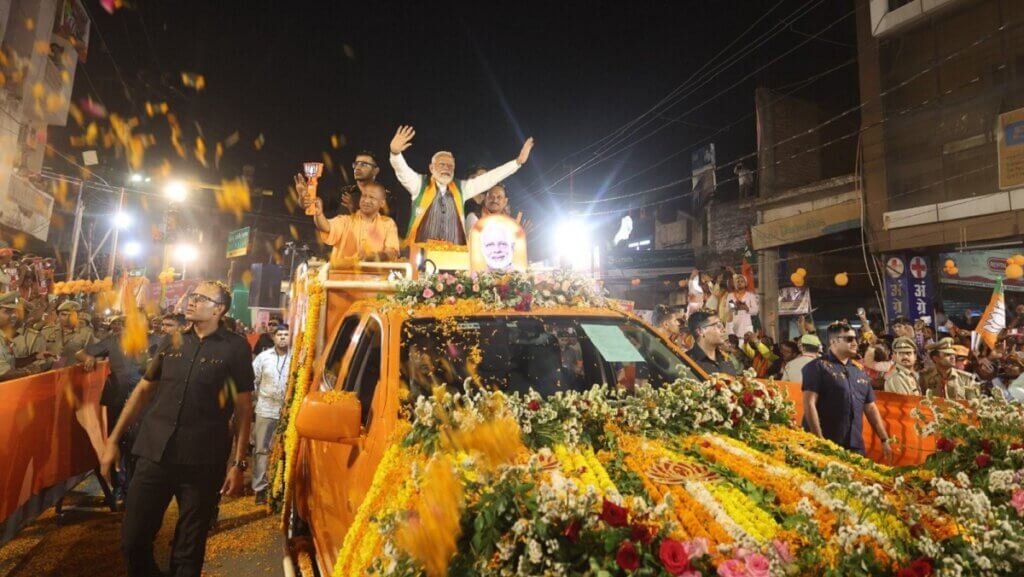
[277,262,711,575]
[275,260,938,577]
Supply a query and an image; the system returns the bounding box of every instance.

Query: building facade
[0,0,86,245]
[857,0,1024,325]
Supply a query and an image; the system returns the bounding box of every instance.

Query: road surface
[0,478,283,577]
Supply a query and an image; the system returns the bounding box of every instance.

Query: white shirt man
[781,334,821,384]
[250,327,291,503]
[726,275,759,337]
[387,125,533,244]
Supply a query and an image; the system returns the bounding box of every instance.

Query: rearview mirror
[295,391,362,445]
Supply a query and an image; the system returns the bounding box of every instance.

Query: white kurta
[726,290,759,337]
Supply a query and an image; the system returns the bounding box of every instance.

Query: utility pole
[108,187,126,278]
[67,180,85,280]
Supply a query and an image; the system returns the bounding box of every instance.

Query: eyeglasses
[352,161,377,169]
[187,293,223,305]
[699,320,725,330]
[836,336,858,343]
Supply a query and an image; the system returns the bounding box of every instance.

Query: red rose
[909,557,933,577]
[896,570,916,577]
[521,292,533,305]
[630,524,653,545]
[563,518,581,543]
[599,498,630,528]
[975,454,992,468]
[1011,442,1024,451]
[730,410,741,425]
[936,437,955,452]
[909,523,925,538]
[742,391,754,406]
[616,540,640,571]
[528,400,541,411]
[658,539,691,575]
[753,389,765,398]
[497,284,510,298]
[979,439,993,454]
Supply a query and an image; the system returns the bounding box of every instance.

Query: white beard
[433,173,453,188]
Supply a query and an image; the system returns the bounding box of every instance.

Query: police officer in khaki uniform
[920,337,979,400]
[884,336,921,396]
[0,292,42,381]
[40,300,95,363]
[12,319,45,360]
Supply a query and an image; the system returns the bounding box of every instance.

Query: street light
[172,242,199,279]
[164,181,188,203]
[129,173,144,183]
[556,217,592,272]
[113,211,132,229]
[124,240,142,257]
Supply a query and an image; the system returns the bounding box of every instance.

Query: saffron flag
[976,278,1005,350]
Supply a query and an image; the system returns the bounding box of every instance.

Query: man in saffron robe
[388,125,534,245]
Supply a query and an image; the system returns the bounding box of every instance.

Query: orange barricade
[0,364,109,531]
[784,381,935,466]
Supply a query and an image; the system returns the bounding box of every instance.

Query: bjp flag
[976,278,1006,350]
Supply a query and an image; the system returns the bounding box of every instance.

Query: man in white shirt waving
[388,125,534,245]
[251,326,291,504]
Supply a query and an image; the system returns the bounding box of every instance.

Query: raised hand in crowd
[390,125,416,155]
[517,137,535,165]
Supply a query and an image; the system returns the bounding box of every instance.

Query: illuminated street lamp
[113,211,133,229]
[556,217,593,272]
[164,181,189,203]
[124,240,142,258]
[129,173,144,183]
[172,242,199,279]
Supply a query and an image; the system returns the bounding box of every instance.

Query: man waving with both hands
[388,125,534,245]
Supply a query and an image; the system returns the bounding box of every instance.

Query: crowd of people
[651,269,1024,403]
[649,267,1024,458]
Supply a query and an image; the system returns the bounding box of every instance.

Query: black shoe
[255,491,267,505]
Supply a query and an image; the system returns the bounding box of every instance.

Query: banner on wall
[939,249,1024,293]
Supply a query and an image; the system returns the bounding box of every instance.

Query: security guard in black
[107,282,255,577]
[133,323,255,464]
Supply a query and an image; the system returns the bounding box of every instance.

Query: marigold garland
[333,422,416,577]
[268,279,324,516]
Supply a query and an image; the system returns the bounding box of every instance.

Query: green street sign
[226,227,250,258]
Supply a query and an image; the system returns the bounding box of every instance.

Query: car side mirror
[295,391,362,445]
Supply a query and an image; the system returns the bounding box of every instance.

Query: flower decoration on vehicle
[389,269,606,312]
[331,373,1024,577]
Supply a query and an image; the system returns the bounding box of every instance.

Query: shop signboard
[998,107,1024,190]
[750,200,860,250]
[883,254,909,322]
[602,248,695,278]
[884,254,933,323]
[939,248,1024,292]
[907,255,934,323]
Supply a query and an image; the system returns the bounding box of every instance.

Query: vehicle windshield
[400,315,699,399]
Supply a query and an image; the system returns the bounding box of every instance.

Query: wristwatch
[232,459,249,471]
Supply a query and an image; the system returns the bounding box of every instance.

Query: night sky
[49,0,859,268]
